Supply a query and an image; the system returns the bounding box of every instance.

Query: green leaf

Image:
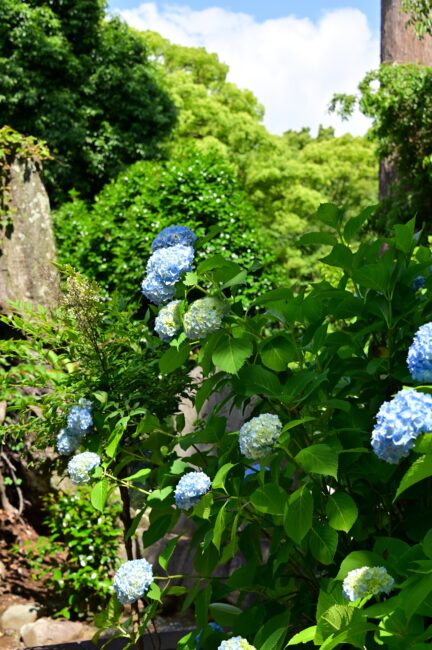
[296,444,338,479]
[124,467,151,482]
[286,626,317,645]
[394,218,415,254]
[395,454,432,500]
[209,602,242,627]
[284,485,313,544]
[159,344,189,374]
[232,365,282,397]
[212,463,236,491]
[250,484,287,516]
[193,492,213,519]
[400,574,432,620]
[212,335,253,374]
[343,207,374,242]
[423,529,432,560]
[259,334,297,371]
[147,486,173,503]
[352,264,391,293]
[91,479,109,512]
[159,536,180,572]
[321,244,353,271]
[326,492,358,533]
[298,232,337,246]
[146,581,162,602]
[337,551,385,579]
[212,501,229,551]
[106,416,130,458]
[316,203,343,229]
[309,524,338,564]
[253,611,290,650]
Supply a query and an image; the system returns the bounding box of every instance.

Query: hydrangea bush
[5,207,432,648]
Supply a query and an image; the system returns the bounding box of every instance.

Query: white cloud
[117,3,379,136]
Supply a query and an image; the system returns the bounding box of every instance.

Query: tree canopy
[0,0,177,204]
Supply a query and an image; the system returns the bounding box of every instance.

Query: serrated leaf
[212,335,253,374]
[125,468,151,482]
[296,444,338,479]
[209,602,242,627]
[159,536,180,572]
[286,626,316,645]
[259,334,297,371]
[159,344,189,374]
[212,463,236,491]
[337,550,385,579]
[251,484,287,516]
[326,492,358,533]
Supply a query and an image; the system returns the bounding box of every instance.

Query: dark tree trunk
[380,0,432,199]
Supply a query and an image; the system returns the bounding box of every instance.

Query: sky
[108,1,379,136]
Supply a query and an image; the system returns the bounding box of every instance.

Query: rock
[0,156,60,312]
[20,618,84,646]
[0,604,38,632]
[0,560,6,580]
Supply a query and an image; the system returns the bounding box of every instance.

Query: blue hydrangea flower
[342,566,394,602]
[146,244,194,286]
[56,428,82,456]
[67,399,93,434]
[141,273,176,305]
[217,637,256,650]
[151,226,197,252]
[154,300,181,341]
[174,471,211,510]
[67,452,101,484]
[407,323,432,382]
[412,276,426,291]
[239,414,283,460]
[183,297,227,340]
[195,622,223,649]
[371,388,432,463]
[113,559,154,605]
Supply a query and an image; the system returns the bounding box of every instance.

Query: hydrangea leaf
[395,454,432,500]
[259,334,297,371]
[309,524,338,565]
[250,484,287,516]
[326,492,358,533]
[296,444,339,479]
[284,485,313,544]
[91,478,109,512]
[286,626,317,646]
[212,335,253,374]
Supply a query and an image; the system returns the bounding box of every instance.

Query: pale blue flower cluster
[342,566,394,602]
[407,323,432,382]
[239,414,283,460]
[142,227,196,305]
[371,389,432,463]
[183,297,227,340]
[67,451,101,484]
[154,300,181,341]
[217,637,256,650]
[56,399,93,456]
[151,225,197,252]
[174,471,211,510]
[113,558,154,604]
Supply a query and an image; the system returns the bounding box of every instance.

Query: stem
[119,484,144,650]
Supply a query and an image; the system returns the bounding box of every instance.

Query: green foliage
[142,32,378,281]
[402,0,432,38]
[9,206,432,648]
[332,64,432,230]
[25,488,121,618]
[0,0,176,204]
[53,147,278,297]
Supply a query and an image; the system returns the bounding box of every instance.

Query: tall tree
[0,0,177,204]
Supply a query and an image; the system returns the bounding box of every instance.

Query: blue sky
[110,1,379,32]
[113,2,379,135]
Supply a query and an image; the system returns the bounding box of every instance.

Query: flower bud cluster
[371,389,432,463]
[56,399,93,456]
[67,451,101,484]
[407,322,432,383]
[174,471,211,510]
[342,566,394,602]
[217,637,256,650]
[113,559,154,604]
[154,300,181,341]
[141,226,196,305]
[239,414,282,460]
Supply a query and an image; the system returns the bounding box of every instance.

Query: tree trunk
[380,0,432,199]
